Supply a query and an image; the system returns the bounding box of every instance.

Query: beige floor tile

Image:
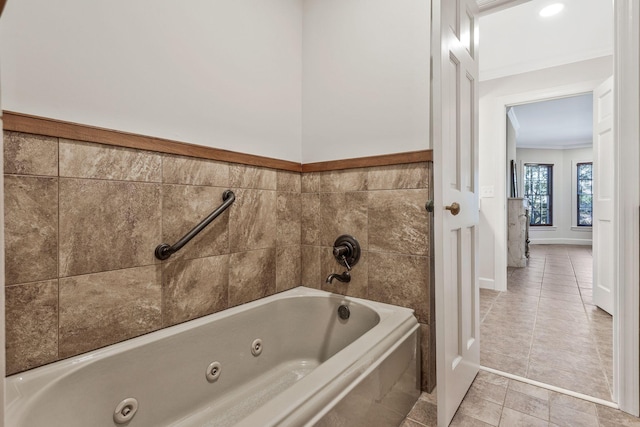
[477,371,510,387]
[401,419,427,427]
[419,389,437,405]
[406,399,437,426]
[504,389,549,421]
[508,380,550,401]
[596,405,640,426]
[526,363,612,401]
[458,394,503,426]
[549,391,597,416]
[481,355,528,378]
[499,407,549,427]
[450,413,494,427]
[466,376,508,405]
[550,403,599,427]
[539,289,583,302]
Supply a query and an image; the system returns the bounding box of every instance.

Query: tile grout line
[524,253,546,379]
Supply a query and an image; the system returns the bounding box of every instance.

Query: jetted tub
[6,287,420,427]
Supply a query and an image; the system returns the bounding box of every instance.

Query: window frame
[576,161,593,227]
[523,163,554,227]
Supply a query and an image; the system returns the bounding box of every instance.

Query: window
[577,162,593,226]
[524,164,553,226]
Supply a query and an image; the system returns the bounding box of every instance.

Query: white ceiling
[481,0,609,150]
[479,0,614,81]
[509,93,593,149]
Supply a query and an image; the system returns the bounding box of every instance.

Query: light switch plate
[480,185,495,198]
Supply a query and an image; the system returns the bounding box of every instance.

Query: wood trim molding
[2,111,302,172]
[2,111,433,172]
[302,150,433,172]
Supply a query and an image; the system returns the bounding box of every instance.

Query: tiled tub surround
[4,131,302,375]
[7,288,420,427]
[4,130,435,392]
[301,164,435,391]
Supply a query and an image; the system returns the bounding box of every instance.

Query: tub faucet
[326,271,351,284]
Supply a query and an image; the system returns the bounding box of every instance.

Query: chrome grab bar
[154,190,235,260]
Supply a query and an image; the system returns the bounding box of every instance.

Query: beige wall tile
[277,192,301,246]
[5,175,58,285]
[4,131,58,176]
[6,280,58,374]
[320,169,368,192]
[229,248,276,306]
[369,189,429,256]
[162,155,229,187]
[162,255,229,326]
[301,245,321,289]
[162,185,229,261]
[277,170,301,192]
[321,247,368,299]
[301,172,320,193]
[59,139,162,182]
[3,129,436,378]
[59,266,162,358]
[230,164,277,190]
[229,189,276,252]
[369,252,430,323]
[276,246,301,292]
[420,323,436,392]
[59,179,161,277]
[368,163,428,190]
[319,192,368,248]
[301,193,320,245]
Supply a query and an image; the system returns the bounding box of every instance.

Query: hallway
[479,244,613,400]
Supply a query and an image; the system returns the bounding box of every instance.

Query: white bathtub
[6,287,420,427]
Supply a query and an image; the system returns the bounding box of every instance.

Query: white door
[592,76,614,315]
[432,0,480,425]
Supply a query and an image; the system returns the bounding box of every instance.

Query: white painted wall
[478,56,612,290]
[516,147,593,245]
[1,0,432,164]
[0,0,304,162]
[301,0,431,163]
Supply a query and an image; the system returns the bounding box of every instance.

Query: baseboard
[529,238,592,245]
[479,277,495,290]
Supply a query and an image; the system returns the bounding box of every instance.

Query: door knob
[445,202,461,216]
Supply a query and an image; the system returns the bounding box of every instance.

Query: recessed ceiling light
[539,3,565,17]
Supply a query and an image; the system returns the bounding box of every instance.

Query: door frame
[494,80,602,294]
[613,0,639,416]
[487,0,639,415]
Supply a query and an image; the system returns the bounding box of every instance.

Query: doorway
[480,93,614,401]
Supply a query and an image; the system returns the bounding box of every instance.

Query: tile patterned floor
[402,371,640,426]
[400,244,640,426]
[480,244,613,401]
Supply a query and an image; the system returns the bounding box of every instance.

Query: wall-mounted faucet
[326,271,351,284]
[326,235,361,284]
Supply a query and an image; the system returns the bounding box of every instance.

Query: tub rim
[6,286,418,426]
